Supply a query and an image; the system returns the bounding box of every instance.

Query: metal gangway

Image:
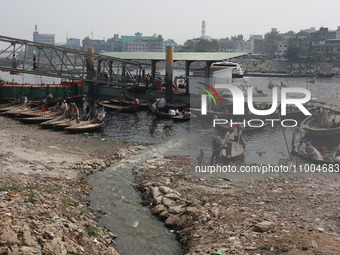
[0,35,147,86]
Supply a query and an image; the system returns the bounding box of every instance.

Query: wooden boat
[54,119,77,129]
[291,139,336,165]
[300,115,340,137]
[215,122,270,133]
[19,113,61,124]
[170,114,193,122]
[97,101,137,113]
[2,105,34,116]
[110,97,148,110]
[300,98,340,137]
[65,119,103,133]
[333,148,340,164]
[0,102,31,113]
[148,101,171,119]
[0,103,15,110]
[220,137,246,161]
[18,106,57,117]
[40,115,68,128]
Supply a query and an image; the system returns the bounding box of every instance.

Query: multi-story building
[121,32,164,52]
[82,37,111,52]
[217,38,235,52]
[107,34,122,52]
[33,25,55,45]
[250,35,265,54]
[67,38,81,49]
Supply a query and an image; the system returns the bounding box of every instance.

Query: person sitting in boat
[14,96,21,104]
[317,146,327,157]
[73,103,80,123]
[175,108,180,116]
[61,100,68,114]
[183,109,191,118]
[211,136,223,165]
[85,105,91,120]
[97,107,106,122]
[41,96,48,112]
[299,142,307,155]
[306,143,324,161]
[47,93,53,101]
[134,98,140,105]
[320,108,328,127]
[18,94,24,104]
[23,95,28,105]
[168,109,176,116]
[65,103,74,118]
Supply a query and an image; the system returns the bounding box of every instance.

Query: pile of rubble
[133,156,340,255]
[0,172,119,255]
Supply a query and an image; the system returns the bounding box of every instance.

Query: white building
[33,25,55,45]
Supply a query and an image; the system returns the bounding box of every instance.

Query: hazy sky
[2,0,340,44]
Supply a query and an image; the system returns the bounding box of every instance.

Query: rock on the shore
[254,221,275,232]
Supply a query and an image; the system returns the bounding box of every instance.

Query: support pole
[151,60,157,89]
[165,46,173,103]
[185,60,192,94]
[109,60,113,83]
[87,48,95,107]
[205,61,213,78]
[121,63,126,82]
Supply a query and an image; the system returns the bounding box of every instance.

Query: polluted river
[88,137,186,255]
[13,74,335,254]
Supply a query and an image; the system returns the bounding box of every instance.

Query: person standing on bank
[211,136,223,165]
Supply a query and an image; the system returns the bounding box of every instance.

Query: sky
[2,0,340,45]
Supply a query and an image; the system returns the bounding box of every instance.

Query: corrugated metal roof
[101,52,249,61]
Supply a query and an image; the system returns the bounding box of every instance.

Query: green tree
[181,39,218,52]
[285,46,306,62]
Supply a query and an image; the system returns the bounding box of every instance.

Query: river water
[88,139,185,255]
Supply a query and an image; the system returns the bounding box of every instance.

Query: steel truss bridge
[0,35,147,86]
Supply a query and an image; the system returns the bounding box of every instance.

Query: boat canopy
[307,98,340,113]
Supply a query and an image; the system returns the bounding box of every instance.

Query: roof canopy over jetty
[102,52,249,92]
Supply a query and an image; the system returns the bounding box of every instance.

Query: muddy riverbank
[0,115,140,254]
[133,156,340,254]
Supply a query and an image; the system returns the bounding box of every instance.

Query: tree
[181,39,218,52]
[285,46,307,63]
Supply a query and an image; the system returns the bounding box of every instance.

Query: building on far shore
[67,38,81,49]
[122,32,164,52]
[163,39,176,52]
[33,24,55,45]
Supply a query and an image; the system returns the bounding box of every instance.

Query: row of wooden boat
[0,102,104,133]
